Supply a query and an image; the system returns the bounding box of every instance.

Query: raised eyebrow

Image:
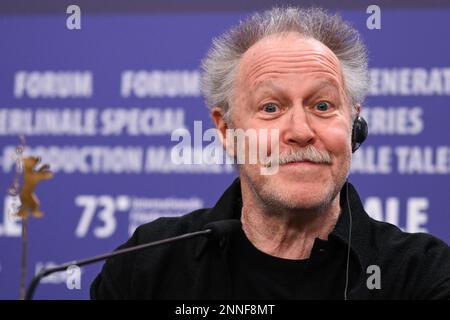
[313,79,341,91]
[253,79,282,92]
[251,79,342,104]
[307,81,342,100]
[251,80,288,103]
[304,80,342,105]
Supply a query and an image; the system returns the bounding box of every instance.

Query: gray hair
[200,6,369,122]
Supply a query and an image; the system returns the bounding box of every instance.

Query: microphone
[25,219,242,300]
[204,219,242,240]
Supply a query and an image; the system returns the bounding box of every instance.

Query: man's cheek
[321,127,352,151]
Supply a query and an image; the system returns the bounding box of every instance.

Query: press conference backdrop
[0,0,449,299]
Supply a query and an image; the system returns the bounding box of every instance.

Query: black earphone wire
[344,179,353,300]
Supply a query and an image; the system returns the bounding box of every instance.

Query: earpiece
[351,115,368,153]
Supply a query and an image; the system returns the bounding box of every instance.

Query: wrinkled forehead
[235,32,344,90]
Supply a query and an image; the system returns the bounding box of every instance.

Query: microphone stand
[25,229,212,300]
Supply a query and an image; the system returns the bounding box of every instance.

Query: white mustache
[268,145,332,167]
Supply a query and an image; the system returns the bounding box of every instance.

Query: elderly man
[91,7,450,299]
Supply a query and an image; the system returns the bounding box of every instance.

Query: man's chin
[259,184,335,212]
[269,174,329,191]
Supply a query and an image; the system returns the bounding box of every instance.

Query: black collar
[194,177,372,270]
[331,181,371,269]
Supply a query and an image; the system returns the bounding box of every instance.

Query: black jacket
[91,178,450,299]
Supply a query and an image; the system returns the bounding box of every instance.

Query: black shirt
[230,229,308,299]
[91,178,450,299]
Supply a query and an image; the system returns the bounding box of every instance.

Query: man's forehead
[253,77,342,92]
[237,33,343,85]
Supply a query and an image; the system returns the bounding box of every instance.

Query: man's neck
[240,189,341,260]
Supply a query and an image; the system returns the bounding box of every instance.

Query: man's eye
[315,101,331,112]
[262,103,279,113]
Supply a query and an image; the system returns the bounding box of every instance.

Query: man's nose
[281,105,315,147]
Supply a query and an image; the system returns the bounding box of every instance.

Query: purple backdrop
[0,2,449,299]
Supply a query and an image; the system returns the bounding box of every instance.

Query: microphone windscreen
[204,220,242,240]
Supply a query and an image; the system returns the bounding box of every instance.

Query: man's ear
[211,107,235,157]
